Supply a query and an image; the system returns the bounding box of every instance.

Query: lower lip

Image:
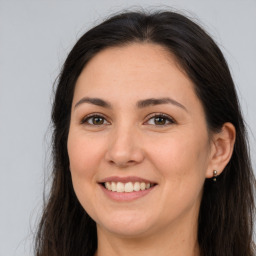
[99,185,156,201]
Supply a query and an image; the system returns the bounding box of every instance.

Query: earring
[213,170,218,182]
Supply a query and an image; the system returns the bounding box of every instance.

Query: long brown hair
[35,10,255,256]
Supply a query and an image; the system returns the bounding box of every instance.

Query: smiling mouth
[102,181,156,193]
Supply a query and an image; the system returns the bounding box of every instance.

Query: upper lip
[99,176,157,184]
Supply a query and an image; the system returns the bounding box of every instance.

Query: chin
[95,211,156,238]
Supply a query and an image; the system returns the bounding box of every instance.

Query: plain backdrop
[0,0,255,255]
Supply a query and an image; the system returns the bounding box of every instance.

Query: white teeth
[104,181,153,193]
[134,182,140,191]
[105,182,111,190]
[140,182,146,190]
[124,182,133,192]
[111,182,117,192]
[116,182,124,192]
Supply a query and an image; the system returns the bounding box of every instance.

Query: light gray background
[0,0,255,255]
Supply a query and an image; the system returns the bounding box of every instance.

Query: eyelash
[81,113,176,127]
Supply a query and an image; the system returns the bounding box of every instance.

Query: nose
[104,126,145,168]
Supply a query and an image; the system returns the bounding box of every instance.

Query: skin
[67,43,235,256]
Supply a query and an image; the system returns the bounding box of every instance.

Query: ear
[205,122,236,178]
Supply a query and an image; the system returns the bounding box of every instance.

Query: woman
[35,10,255,256]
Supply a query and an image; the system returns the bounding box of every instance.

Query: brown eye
[81,115,109,126]
[92,116,104,125]
[146,114,175,126]
[154,116,167,125]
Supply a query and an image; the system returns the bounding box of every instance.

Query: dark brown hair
[35,10,255,256]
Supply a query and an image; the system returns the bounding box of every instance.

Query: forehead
[74,43,198,107]
[78,43,181,79]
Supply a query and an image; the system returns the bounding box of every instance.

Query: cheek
[67,131,106,216]
[152,133,208,168]
[67,131,104,178]
[149,134,209,218]
[67,131,101,203]
[149,130,210,193]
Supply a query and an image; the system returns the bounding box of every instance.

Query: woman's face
[67,43,214,238]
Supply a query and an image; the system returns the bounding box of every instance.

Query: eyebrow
[74,97,112,109]
[74,97,187,111]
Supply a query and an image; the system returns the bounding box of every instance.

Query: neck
[95,216,200,256]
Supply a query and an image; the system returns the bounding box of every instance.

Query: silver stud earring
[213,170,218,182]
